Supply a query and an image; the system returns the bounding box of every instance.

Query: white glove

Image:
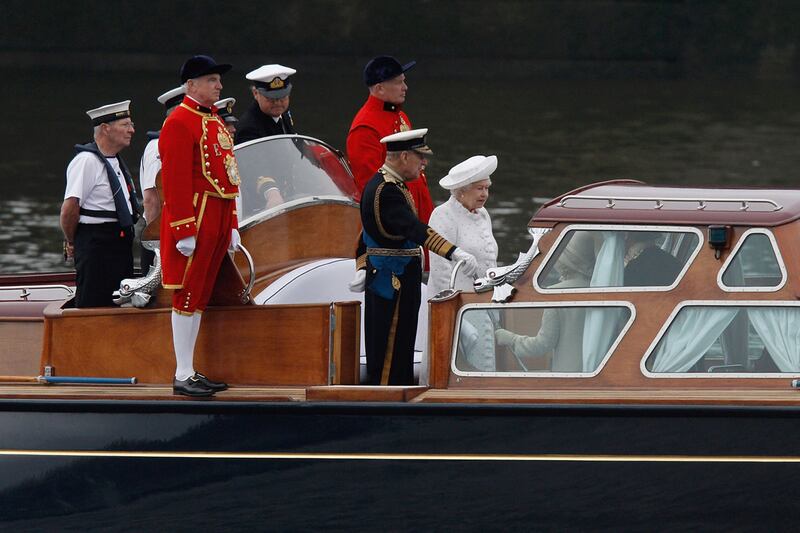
[452,248,479,277]
[228,228,241,253]
[348,269,366,293]
[494,328,517,347]
[176,236,196,257]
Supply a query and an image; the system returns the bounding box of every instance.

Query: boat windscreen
[234,136,358,218]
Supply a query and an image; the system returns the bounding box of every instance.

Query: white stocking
[172,311,199,380]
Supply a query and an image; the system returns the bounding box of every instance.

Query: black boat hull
[1,400,799,531]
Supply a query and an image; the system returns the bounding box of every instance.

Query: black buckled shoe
[173,375,215,397]
[193,372,228,392]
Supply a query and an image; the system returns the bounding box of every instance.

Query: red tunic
[346,95,433,224]
[159,96,240,313]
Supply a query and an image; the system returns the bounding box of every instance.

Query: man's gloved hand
[494,328,517,347]
[452,248,479,277]
[228,228,241,253]
[348,269,366,293]
[176,236,196,257]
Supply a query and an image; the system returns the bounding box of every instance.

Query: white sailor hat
[157,86,185,110]
[246,64,296,99]
[214,97,238,123]
[86,100,131,126]
[439,155,497,190]
[380,128,433,155]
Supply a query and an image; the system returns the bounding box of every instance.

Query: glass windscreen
[644,305,800,374]
[234,136,358,219]
[537,228,700,290]
[720,233,783,288]
[455,304,632,375]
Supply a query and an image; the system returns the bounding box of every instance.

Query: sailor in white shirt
[138,86,185,270]
[61,100,140,307]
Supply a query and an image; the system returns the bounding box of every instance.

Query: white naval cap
[214,97,238,122]
[246,64,296,98]
[86,100,131,126]
[380,128,433,155]
[157,86,185,110]
[439,155,497,190]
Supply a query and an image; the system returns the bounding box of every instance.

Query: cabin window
[535,226,701,292]
[719,229,785,292]
[452,303,634,377]
[643,303,800,376]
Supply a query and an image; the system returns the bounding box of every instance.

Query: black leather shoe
[173,375,215,397]
[193,372,228,392]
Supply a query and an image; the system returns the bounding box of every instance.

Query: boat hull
[1,400,799,530]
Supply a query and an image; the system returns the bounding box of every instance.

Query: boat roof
[531,180,800,227]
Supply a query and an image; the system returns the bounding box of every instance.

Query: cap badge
[269,77,285,89]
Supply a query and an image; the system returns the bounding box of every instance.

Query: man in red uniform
[346,56,433,225]
[159,55,241,397]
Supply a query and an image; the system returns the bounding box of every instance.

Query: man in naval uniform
[138,85,185,271]
[214,97,239,138]
[352,128,478,385]
[235,64,296,144]
[61,100,140,308]
[346,56,433,227]
[159,55,240,397]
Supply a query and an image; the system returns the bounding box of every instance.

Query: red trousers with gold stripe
[172,196,235,314]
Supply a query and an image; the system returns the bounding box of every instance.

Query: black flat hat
[363,55,416,86]
[180,55,232,83]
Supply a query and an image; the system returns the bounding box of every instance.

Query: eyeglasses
[111,121,135,130]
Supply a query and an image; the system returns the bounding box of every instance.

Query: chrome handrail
[0,284,74,300]
[558,195,783,212]
[236,242,256,304]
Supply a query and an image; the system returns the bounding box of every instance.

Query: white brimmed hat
[380,128,432,155]
[86,100,131,126]
[247,64,296,99]
[157,86,185,110]
[439,155,497,190]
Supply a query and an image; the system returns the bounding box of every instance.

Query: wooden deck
[2,382,800,406]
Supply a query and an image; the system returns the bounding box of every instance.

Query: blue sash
[363,231,416,300]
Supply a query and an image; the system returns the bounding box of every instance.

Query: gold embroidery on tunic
[224,155,241,185]
[217,130,233,150]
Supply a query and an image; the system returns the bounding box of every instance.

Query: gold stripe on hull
[1,450,800,463]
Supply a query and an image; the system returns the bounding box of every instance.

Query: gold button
[221,187,225,192]
[185,224,189,228]
[205,162,210,167]
[204,145,208,150]
[214,179,218,183]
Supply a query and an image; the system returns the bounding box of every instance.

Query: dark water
[3,63,800,273]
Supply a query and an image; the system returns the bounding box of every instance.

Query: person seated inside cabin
[494,231,596,372]
[623,231,683,286]
[256,175,285,211]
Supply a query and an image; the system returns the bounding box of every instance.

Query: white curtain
[582,232,625,372]
[749,308,800,372]
[651,308,738,372]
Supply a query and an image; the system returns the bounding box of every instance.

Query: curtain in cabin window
[748,308,800,372]
[651,308,738,372]
[582,232,625,372]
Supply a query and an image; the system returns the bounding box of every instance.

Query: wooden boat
[2,143,800,529]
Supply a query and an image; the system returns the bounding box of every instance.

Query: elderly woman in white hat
[427,155,499,371]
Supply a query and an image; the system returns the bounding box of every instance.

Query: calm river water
[2,63,799,272]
